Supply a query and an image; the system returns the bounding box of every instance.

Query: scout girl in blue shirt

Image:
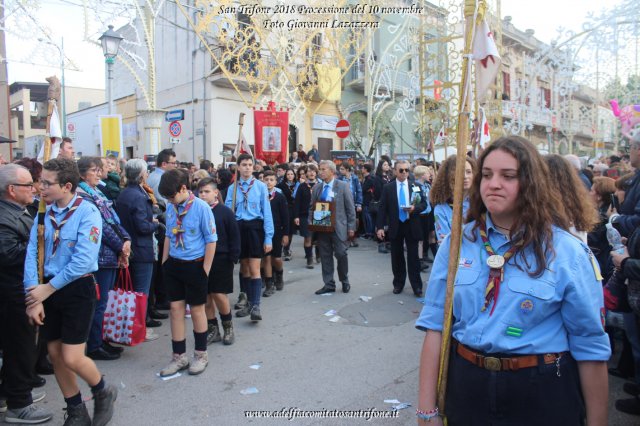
[416,137,610,425]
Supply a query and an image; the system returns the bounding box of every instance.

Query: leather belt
[456,343,567,372]
[169,256,204,263]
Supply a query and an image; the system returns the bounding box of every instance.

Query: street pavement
[3,236,638,425]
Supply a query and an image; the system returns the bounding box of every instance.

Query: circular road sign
[169,121,182,137]
[335,119,350,139]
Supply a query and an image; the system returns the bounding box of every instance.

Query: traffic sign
[169,121,182,137]
[170,137,181,144]
[66,122,76,139]
[335,119,350,138]
[165,109,184,122]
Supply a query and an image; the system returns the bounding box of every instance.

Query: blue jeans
[129,262,153,318]
[87,267,117,352]
[362,206,375,236]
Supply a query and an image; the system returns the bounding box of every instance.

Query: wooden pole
[436,0,479,415]
[231,112,246,213]
[37,98,56,282]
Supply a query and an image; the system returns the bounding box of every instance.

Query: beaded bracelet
[416,407,439,421]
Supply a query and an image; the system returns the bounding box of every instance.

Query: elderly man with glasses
[0,164,53,423]
[375,160,427,297]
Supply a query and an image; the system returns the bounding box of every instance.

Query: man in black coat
[375,160,427,297]
[0,164,53,423]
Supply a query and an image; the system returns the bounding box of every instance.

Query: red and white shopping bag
[102,267,147,346]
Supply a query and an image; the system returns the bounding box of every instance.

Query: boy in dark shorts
[225,154,274,321]
[158,169,217,376]
[24,158,117,426]
[197,178,240,345]
[261,171,289,296]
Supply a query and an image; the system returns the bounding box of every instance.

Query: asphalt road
[2,236,637,425]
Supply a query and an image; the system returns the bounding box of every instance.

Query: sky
[4,0,625,90]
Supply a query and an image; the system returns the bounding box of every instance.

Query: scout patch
[458,258,473,268]
[89,226,100,244]
[505,326,523,337]
[520,299,534,314]
[600,307,606,329]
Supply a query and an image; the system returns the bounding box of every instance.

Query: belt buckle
[484,357,502,371]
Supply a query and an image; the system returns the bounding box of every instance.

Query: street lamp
[99,25,124,115]
[39,37,66,131]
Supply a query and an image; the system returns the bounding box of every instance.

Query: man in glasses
[375,160,427,297]
[23,158,117,425]
[0,164,53,424]
[147,148,177,204]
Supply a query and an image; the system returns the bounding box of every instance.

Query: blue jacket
[115,184,159,263]
[339,174,363,207]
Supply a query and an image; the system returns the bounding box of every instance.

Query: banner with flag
[37,103,62,163]
[472,19,501,103]
[254,101,289,165]
[99,115,124,158]
[479,108,491,148]
[435,125,447,146]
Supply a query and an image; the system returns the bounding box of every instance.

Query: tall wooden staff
[37,76,61,282]
[231,112,246,213]
[436,0,481,415]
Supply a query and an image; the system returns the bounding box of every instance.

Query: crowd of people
[0,134,639,424]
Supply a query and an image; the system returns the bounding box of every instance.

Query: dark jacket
[115,184,159,263]
[587,205,612,281]
[277,181,298,207]
[376,180,427,240]
[0,200,34,291]
[270,191,289,236]
[372,174,389,202]
[294,181,316,219]
[99,172,122,201]
[616,225,640,315]
[78,187,130,269]
[613,169,640,237]
[361,174,376,207]
[211,203,240,263]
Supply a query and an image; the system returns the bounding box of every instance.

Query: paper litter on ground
[157,372,181,381]
[324,309,337,316]
[240,387,259,395]
[249,364,261,370]
[393,402,411,411]
[359,296,372,302]
[384,399,401,404]
[329,315,341,322]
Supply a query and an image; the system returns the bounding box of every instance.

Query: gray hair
[319,160,336,174]
[563,154,582,170]
[0,164,27,198]
[593,163,608,173]
[125,159,148,184]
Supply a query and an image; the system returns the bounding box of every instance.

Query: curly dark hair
[429,155,476,206]
[14,157,42,182]
[43,158,80,192]
[544,155,598,233]
[466,136,570,277]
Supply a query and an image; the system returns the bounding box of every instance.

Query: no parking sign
[169,121,182,137]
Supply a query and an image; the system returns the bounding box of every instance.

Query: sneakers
[283,248,292,261]
[31,391,46,404]
[234,292,248,310]
[306,257,314,269]
[145,328,159,342]
[262,278,275,297]
[236,304,251,318]
[92,384,118,426]
[188,351,208,375]
[250,305,262,322]
[378,244,389,254]
[206,323,221,345]
[222,320,235,345]
[159,353,189,377]
[0,398,7,413]
[274,270,284,291]
[63,402,91,426]
[4,403,53,424]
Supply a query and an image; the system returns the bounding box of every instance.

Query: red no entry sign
[169,121,182,137]
[335,119,350,138]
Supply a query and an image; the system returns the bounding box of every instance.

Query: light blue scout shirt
[225,177,275,245]
[24,193,102,290]
[434,198,469,245]
[165,194,217,260]
[416,214,611,361]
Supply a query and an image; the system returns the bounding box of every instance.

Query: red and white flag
[234,131,253,158]
[479,109,491,149]
[473,19,501,104]
[435,125,447,146]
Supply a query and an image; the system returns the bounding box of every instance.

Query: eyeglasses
[166,161,177,165]
[88,167,103,174]
[397,168,410,173]
[10,182,34,188]
[40,180,61,189]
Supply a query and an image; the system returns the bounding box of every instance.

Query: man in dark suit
[311,160,356,295]
[376,160,426,296]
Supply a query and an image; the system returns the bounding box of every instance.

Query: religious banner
[254,101,288,165]
[99,115,124,158]
[330,150,358,167]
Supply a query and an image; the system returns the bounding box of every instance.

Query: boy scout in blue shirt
[225,153,274,322]
[24,158,117,426]
[158,169,217,377]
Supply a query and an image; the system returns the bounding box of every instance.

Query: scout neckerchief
[49,196,84,257]
[172,192,196,249]
[269,189,277,201]
[239,177,256,209]
[478,214,524,315]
